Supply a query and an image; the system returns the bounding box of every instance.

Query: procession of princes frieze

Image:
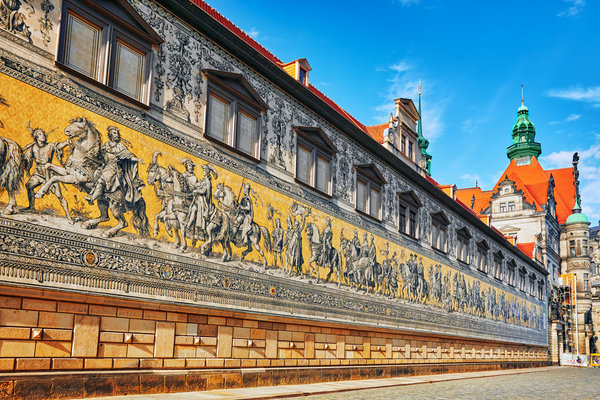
[0,0,544,332]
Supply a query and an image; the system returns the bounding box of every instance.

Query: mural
[0,73,544,333]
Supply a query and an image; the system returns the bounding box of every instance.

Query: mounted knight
[305,217,343,285]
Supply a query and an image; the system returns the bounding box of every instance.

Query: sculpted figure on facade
[0,0,33,44]
[305,216,343,285]
[187,163,217,242]
[21,121,71,221]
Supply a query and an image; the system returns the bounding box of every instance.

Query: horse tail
[0,137,24,195]
[260,226,272,253]
[131,197,151,237]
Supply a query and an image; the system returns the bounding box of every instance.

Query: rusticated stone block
[52,358,83,370]
[0,309,38,327]
[206,374,224,390]
[144,310,166,320]
[130,319,155,334]
[16,357,50,370]
[42,328,72,341]
[127,343,154,358]
[89,305,117,316]
[0,327,29,340]
[216,326,232,358]
[84,376,113,397]
[114,358,139,369]
[84,358,112,369]
[0,340,35,357]
[100,332,124,343]
[265,330,277,358]
[198,324,217,337]
[22,299,56,312]
[98,343,127,358]
[164,374,186,393]
[101,317,129,332]
[57,302,88,314]
[175,323,198,336]
[72,315,99,357]
[164,359,185,368]
[117,308,143,319]
[39,312,73,329]
[51,377,85,399]
[154,322,175,358]
[0,358,14,370]
[188,314,208,324]
[113,375,140,396]
[167,312,187,322]
[186,374,207,391]
[140,375,164,394]
[13,378,52,400]
[139,359,163,369]
[0,296,21,309]
[35,341,71,357]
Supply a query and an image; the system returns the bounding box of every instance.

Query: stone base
[0,361,550,400]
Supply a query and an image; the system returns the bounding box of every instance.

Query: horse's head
[65,117,92,139]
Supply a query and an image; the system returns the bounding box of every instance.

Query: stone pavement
[80,366,600,400]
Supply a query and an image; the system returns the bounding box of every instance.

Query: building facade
[0,0,547,398]
[455,101,595,363]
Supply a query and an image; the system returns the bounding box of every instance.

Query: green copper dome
[507,101,541,161]
[566,198,589,224]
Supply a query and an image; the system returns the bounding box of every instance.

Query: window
[507,261,516,287]
[476,241,489,273]
[499,202,506,213]
[456,228,471,263]
[538,280,544,300]
[204,70,268,160]
[519,267,527,292]
[57,0,162,105]
[431,211,449,252]
[507,201,515,211]
[493,252,504,280]
[298,67,307,85]
[398,191,422,239]
[529,274,536,296]
[401,134,406,154]
[569,240,576,257]
[355,164,386,220]
[583,240,588,256]
[408,140,414,161]
[584,273,589,291]
[294,127,337,195]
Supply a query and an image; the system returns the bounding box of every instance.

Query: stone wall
[0,284,548,399]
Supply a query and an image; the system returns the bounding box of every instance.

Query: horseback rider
[85,126,144,205]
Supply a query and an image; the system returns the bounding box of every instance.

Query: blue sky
[207,0,599,223]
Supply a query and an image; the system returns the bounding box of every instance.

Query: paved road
[291,367,600,400]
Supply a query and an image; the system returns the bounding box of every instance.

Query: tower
[506,87,541,163]
[563,152,593,355]
[417,83,432,175]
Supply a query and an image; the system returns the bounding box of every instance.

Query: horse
[202,183,272,267]
[35,117,149,237]
[0,137,25,215]
[147,151,190,250]
[305,222,343,286]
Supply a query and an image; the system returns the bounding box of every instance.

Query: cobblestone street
[291,367,600,400]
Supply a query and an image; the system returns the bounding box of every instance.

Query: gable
[204,69,269,110]
[83,0,163,44]
[294,126,337,154]
[398,190,422,208]
[355,164,386,185]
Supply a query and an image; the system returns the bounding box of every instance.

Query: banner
[560,352,590,367]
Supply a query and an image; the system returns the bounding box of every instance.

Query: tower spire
[416,81,432,176]
[521,84,524,106]
[506,87,541,162]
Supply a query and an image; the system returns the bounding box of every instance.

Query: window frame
[507,260,516,287]
[56,0,161,107]
[398,191,422,239]
[203,70,268,162]
[507,201,515,211]
[519,267,527,292]
[456,227,471,264]
[499,202,506,213]
[476,241,489,273]
[294,127,337,196]
[430,211,449,253]
[493,251,504,281]
[354,164,386,221]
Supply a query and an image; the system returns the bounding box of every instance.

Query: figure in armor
[22,122,71,221]
[271,218,284,268]
[85,126,144,205]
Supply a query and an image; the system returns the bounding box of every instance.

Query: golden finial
[419,80,422,96]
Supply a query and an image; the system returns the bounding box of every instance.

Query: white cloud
[373,62,446,143]
[557,0,586,17]
[546,85,600,107]
[459,173,481,187]
[396,0,421,6]
[549,113,581,125]
[247,28,259,39]
[540,144,600,224]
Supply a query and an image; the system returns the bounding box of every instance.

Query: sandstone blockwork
[0,287,548,399]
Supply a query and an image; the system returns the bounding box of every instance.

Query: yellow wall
[0,73,542,329]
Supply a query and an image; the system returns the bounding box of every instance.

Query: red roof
[517,242,535,258]
[191,0,369,135]
[456,157,575,224]
[366,123,387,143]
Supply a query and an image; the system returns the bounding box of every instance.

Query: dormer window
[294,127,337,196]
[355,164,386,220]
[56,0,163,105]
[203,70,268,161]
[298,67,307,85]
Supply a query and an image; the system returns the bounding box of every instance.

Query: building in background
[453,99,595,363]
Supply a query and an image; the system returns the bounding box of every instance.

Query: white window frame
[431,212,449,253]
[456,228,470,263]
[294,127,336,196]
[398,191,421,239]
